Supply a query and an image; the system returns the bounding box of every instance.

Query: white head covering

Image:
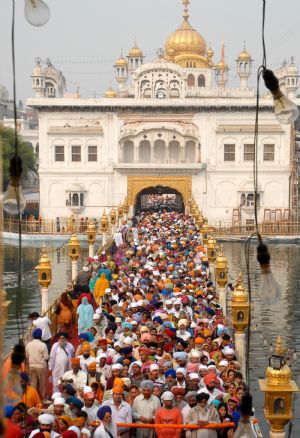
[53,397,65,406]
[83,386,93,395]
[112,363,123,370]
[150,364,159,372]
[176,367,186,376]
[161,391,174,401]
[51,392,62,400]
[189,373,200,380]
[38,414,55,425]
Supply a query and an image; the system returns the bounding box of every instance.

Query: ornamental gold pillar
[231,272,249,379]
[110,208,117,235]
[123,198,129,221]
[207,235,217,281]
[100,211,109,247]
[215,244,228,315]
[117,204,123,228]
[35,246,52,313]
[259,337,299,438]
[86,221,96,258]
[69,234,80,281]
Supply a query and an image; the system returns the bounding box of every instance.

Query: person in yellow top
[94,273,110,304]
[20,372,41,408]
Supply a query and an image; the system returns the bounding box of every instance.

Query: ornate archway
[127,175,192,209]
[135,185,184,212]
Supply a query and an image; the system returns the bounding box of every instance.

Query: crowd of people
[142,195,178,211]
[5,211,252,438]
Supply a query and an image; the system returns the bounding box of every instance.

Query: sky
[1,0,300,102]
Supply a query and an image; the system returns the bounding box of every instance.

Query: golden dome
[232,273,248,303]
[128,41,143,58]
[238,50,252,61]
[164,1,209,68]
[105,86,117,98]
[266,364,291,385]
[215,60,229,70]
[207,47,214,58]
[165,19,207,58]
[115,55,128,67]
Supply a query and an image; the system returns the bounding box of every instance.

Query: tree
[0,123,36,190]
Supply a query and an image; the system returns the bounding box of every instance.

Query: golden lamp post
[215,244,228,315]
[207,235,217,283]
[230,272,249,378]
[86,221,96,258]
[117,203,124,227]
[100,210,109,247]
[190,199,196,216]
[201,221,210,246]
[110,208,117,234]
[35,245,52,313]
[123,198,129,220]
[259,336,299,438]
[69,234,80,281]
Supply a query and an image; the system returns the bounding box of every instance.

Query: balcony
[113,162,206,175]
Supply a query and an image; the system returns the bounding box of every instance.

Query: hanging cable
[11,0,25,339]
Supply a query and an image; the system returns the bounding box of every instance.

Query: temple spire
[183,0,190,20]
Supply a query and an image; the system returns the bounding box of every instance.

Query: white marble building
[27,0,299,225]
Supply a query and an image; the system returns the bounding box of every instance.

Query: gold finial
[276,336,285,356]
[183,0,190,20]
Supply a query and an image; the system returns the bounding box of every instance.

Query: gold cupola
[115,53,128,67]
[128,41,143,58]
[105,86,117,98]
[165,0,210,69]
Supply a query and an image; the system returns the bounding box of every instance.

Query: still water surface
[3,239,300,436]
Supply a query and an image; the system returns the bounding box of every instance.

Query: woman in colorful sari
[77,297,94,334]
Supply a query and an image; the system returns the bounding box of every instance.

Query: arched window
[154,140,166,163]
[187,74,195,87]
[241,194,246,206]
[80,193,84,206]
[246,193,255,206]
[123,141,134,163]
[72,193,79,206]
[169,141,180,163]
[156,88,166,99]
[140,140,151,163]
[185,141,196,163]
[169,88,180,98]
[198,74,205,87]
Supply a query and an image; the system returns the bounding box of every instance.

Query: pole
[234,332,246,379]
[102,232,106,247]
[71,260,78,281]
[89,244,94,258]
[41,287,49,313]
[218,287,227,316]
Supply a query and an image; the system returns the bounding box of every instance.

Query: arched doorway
[135,185,184,213]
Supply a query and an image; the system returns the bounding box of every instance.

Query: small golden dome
[266,364,291,385]
[238,50,252,61]
[207,47,214,58]
[232,273,248,302]
[115,55,128,67]
[105,86,117,98]
[128,42,143,58]
[215,60,229,70]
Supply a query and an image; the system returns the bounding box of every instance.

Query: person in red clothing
[155,391,182,438]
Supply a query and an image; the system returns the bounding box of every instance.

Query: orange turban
[113,385,124,394]
[203,373,217,385]
[194,337,204,345]
[87,362,97,371]
[71,357,80,365]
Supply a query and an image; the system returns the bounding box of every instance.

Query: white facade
[27,3,299,225]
